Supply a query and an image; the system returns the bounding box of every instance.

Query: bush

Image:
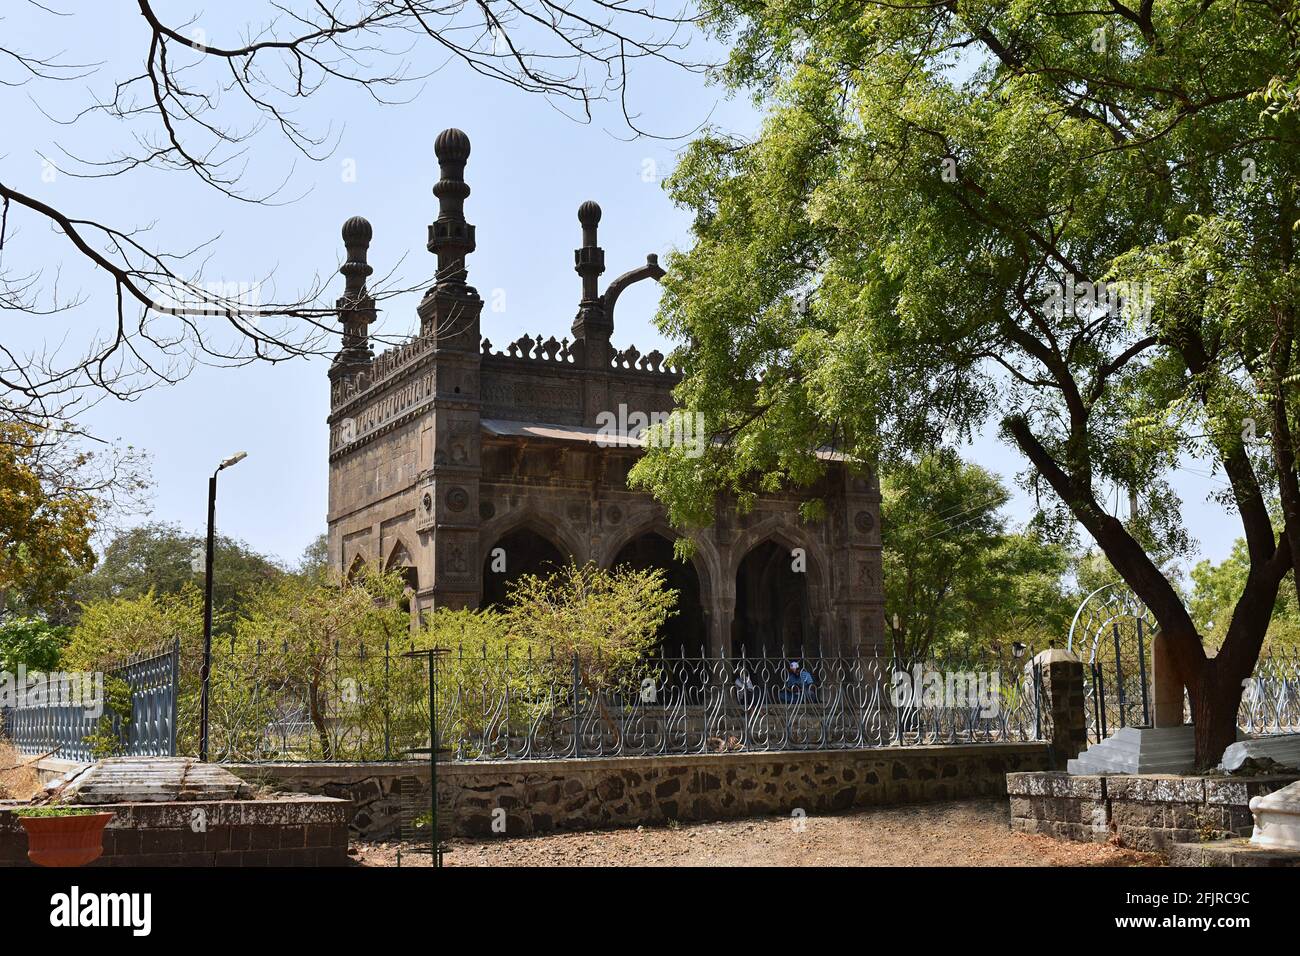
[0,617,67,672]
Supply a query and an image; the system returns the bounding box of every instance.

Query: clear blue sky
[3,2,1242,578]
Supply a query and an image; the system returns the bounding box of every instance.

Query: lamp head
[219,451,248,470]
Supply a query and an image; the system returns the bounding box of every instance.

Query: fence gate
[1067,584,1155,742]
[1,640,179,762]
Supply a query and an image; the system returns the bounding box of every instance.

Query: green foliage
[1191,540,1300,654]
[0,423,98,614]
[11,806,107,818]
[61,522,283,631]
[419,564,680,756]
[215,563,410,760]
[634,0,1300,756]
[882,451,1073,661]
[0,616,67,672]
[61,588,200,673]
[83,676,132,760]
[493,561,677,685]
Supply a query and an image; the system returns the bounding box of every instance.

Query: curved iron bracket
[601,254,666,329]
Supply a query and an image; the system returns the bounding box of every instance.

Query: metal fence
[1083,650,1300,743]
[1238,650,1300,737]
[198,643,1048,763]
[1,641,178,762]
[202,640,430,763]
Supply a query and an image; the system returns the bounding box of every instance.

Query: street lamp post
[199,451,247,762]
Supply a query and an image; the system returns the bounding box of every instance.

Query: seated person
[779,660,816,703]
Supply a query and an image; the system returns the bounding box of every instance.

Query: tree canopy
[633,1,1300,762]
[60,521,283,630]
[0,423,98,614]
[882,451,1073,663]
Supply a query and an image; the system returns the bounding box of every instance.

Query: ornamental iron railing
[191,643,1047,763]
[1,641,178,762]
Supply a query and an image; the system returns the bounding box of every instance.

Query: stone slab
[46,757,254,804]
[1220,734,1300,774]
[1171,838,1300,867]
[1067,726,1196,775]
[1007,771,1105,799]
[1249,779,1300,849]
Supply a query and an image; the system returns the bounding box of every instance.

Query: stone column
[416,128,484,611]
[1150,631,1184,728]
[1033,648,1088,770]
[831,469,885,657]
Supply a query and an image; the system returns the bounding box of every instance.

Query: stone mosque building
[325,129,884,658]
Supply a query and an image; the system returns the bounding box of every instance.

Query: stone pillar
[570,201,613,426]
[709,583,734,657]
[831,468,885,656]
[416,128,484,611]
[1033,648,1088,770]
[1150,631,1184,728]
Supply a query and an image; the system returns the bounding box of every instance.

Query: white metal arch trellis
[1067,583,1158,741]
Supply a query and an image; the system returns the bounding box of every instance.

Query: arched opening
[733,540,817,658]
[611,532,707,657]
[480,526,567,609]
[384,544,419,613]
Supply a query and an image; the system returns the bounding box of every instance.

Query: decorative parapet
[329,334,435,409]
[482,334,577,364]
[329,365,435,457]
[480,335,682,377]
[610,344,681,375]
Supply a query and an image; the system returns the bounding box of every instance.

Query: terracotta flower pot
[20,812,115,867]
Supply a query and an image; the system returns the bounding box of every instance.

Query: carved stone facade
[325,130,885,656]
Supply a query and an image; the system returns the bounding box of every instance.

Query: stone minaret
[571,200,609,370]
[330,215,375,381]
[415,128,484,612]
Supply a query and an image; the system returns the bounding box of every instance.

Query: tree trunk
[308,678,333,760]
[1189,662,1241,770]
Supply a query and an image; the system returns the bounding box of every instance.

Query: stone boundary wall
[0,797,351,867]
[1007,771,1300,852]
[229,742,1051,839]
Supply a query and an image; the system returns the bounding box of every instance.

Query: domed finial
[334,216,376,380]
[434,128,471,164]
[341,215,372,245]
[427,128,475,297]
[578,200,602,228]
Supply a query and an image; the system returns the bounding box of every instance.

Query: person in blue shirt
[780,660,816,703]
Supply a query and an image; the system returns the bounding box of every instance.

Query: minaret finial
[332,215,375,378]
[571,200,608,359]
[427,128,476,296]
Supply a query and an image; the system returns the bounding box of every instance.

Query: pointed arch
[479,511,579,609]
[728,517,832,658]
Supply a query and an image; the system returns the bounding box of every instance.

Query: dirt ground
[0,739,42,802]
[351,799,1161,867]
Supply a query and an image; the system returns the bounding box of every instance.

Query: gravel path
[351,799,1160,867]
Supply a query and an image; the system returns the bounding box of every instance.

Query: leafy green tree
[229,564,409,759]
[0,617,67,673]
[296,533,329,582]
[1191,540,1300,654]
[882,451,1072,662]
[60,588,201,673]
[496,562,677,683]
[421,562,679,756]
[62,522,283,630]
[633,1,1300,764]
[0,423,98,615]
